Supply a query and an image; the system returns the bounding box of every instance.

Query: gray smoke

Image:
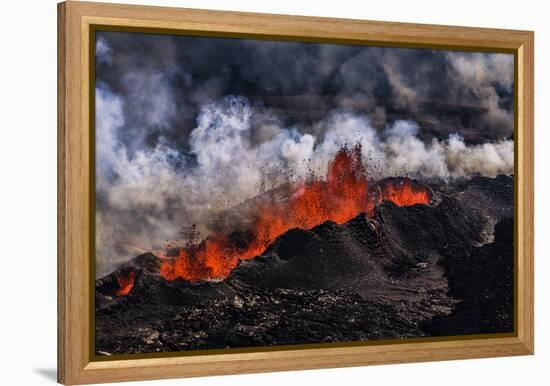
[95,89,513,277]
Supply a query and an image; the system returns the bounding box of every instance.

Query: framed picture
[58,1,534,384]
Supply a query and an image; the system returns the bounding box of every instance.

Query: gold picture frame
[58,1,534,384]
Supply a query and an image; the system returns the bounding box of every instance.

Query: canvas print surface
[94,31,515,356]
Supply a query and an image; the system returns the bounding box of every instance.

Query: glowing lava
[115,271,136,296]
[160,144,431,283]
[375,178,432,207]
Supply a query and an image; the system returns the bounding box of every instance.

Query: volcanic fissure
[149,144,431,286]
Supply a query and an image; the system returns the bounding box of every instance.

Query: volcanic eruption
[158,144,431,284]
[98,140,512,357]
[97,170,514,355]
[94,33,515,356]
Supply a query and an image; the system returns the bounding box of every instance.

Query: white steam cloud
[95,91,513,276]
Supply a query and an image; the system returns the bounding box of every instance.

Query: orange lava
[160,144,431,283]
[375,178,432,207]
[115,271,135,296]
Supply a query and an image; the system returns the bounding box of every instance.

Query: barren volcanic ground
[95,175,514,355]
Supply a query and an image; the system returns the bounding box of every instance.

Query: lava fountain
[160,144,431,283]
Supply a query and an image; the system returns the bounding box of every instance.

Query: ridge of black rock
[95,175,514,355]
[228,214,388,295]
[228,175,513,295]
[421,217,514,335]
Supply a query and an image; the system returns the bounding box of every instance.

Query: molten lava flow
[375,178,432,207]
[160,144,431,283]
[115,271,135,296]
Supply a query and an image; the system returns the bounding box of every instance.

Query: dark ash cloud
[96,31,514,150]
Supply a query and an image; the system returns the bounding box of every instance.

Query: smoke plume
[96,89,513,276]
